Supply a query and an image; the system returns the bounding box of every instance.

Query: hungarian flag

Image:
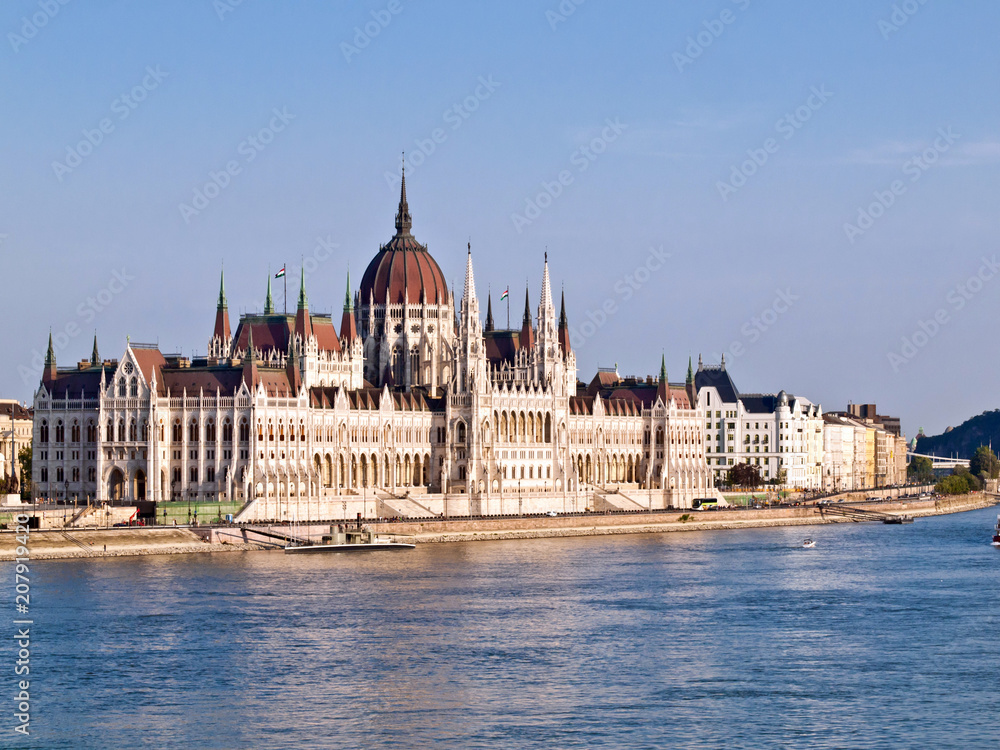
[499,287,508,301]
[275,267,285,278]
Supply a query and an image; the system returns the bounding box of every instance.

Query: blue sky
[2,0,998,437]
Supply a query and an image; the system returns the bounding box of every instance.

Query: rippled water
[8,506,1000,749]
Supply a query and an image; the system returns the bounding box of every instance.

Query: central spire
[395,155,412,237]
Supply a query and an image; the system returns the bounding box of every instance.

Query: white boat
[802,538,816,548]
[284,524,415,554]
[992,516,1000,547]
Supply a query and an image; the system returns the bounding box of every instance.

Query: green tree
[936,474,969,495]
[726,462,762,490]
[908,455,934,483]
[17,445,31,501]
[952,465,981,491]
[969,446,1000,480]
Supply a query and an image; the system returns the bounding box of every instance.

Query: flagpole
[284,260,287,315]
[506,289,509,329]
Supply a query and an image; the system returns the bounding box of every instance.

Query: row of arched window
[39,419,97,444]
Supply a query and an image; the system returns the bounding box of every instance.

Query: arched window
[409,346,420,380]
[55,420,65,443]
[141,421,149,441]
[391,345,404,384]
[117,379,126,398]
[129,420,137,442]
[86,422,96,443]
[106,421,113,442]
[189,420,199,443]
[172,420,182,442]
[205,420,216,443]
[71,421,80,443]
[223,420,233,443]
[128,377,138,398]
[117,421,126,442]
[456,422,466,445]
[40,420,49,443]
[239,419,250,443]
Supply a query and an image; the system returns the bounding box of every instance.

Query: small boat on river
[802,538,816,549]
[285,523,415,554]
[992,516,1000,547]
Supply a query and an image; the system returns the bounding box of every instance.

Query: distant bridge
[907,451,970,470]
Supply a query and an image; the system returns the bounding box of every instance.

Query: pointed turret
[394,158,413,237]
[520,285,535,350]
[90,333,100,367]
[213,267,231,344]
[43,330,56,385]
[485,293,494,332]
[463,243,477,305]
[340,268,359,343]
[286,333,301,393]
[264,274,275,315]
[656,354,669,404]
[537,252,556,344]
[242,327,259,389]
[294,266,312,342]
[686,356,693,384]
[557,289,571,354]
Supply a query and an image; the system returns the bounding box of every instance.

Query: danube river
[10,506,1000,749]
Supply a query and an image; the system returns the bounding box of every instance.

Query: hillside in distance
[915,409,1000,459]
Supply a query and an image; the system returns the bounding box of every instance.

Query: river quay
[2,494,995,561]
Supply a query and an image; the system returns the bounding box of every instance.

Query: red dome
[359,172,449,305]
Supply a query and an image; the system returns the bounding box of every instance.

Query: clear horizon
[3,0,998,437]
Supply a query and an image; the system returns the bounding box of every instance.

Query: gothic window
[206,420,216,443]
[129,377,138,398]
[223,420,233,443]
[86,422,96,443]
[141,421,149,441]
[189,467,198,483]
[117,421,126,442]
[409,347,420,379]
[172,420,182,442]
[129,421,137,442]
[39,421,49,443]
[106,422,114,442]
[391,345,404,384]
[55,421,65,443]
[189,421,199,443]
[71,421,80,443]
[118,379,126,398]
[72,467,80,482]
[240,420,250,443]
[456,421,467,445]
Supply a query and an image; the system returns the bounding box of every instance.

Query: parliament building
[31,174,717,519]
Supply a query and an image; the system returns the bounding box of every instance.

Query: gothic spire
[659,353,667,383]
[522,285,532,327]
[485,292,494,332]
[395,155,412,236]
[264,274,274,315]
[686,355,693,384]
[43,329,56,384]
[557,288,571,355]
[90,332,100,367]
[297,265,308,310]
[463,243,477,304]
[218,267,227,309]
[343,266,352,312]
[539,251,553,312]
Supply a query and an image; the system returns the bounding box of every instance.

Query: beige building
[0,399,32,485]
